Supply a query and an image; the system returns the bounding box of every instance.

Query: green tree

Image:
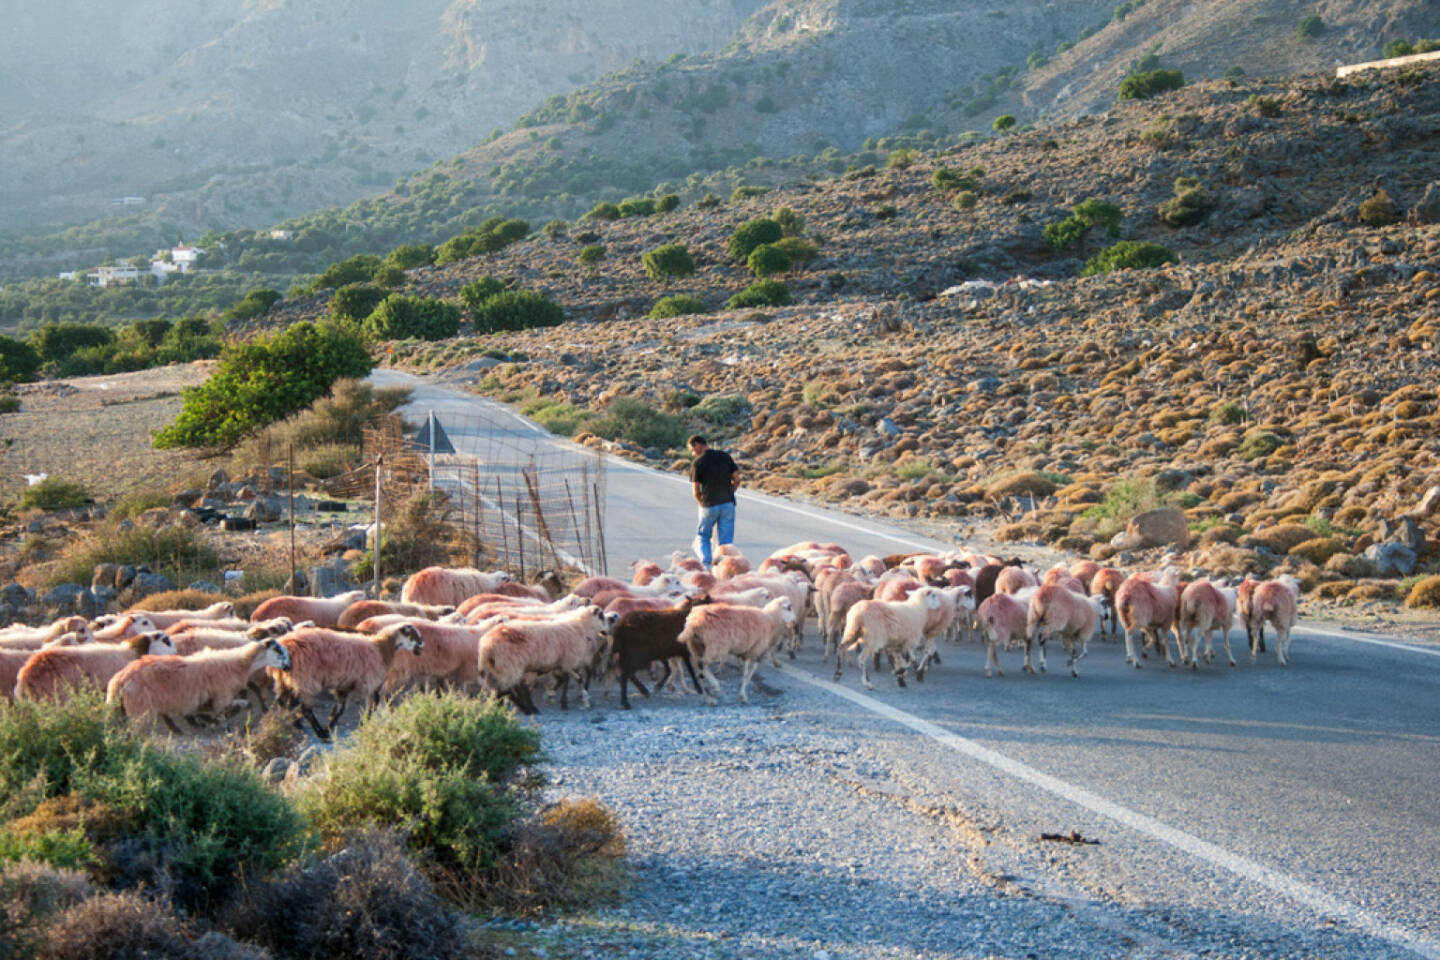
[330,284,387,323]
[746,242,790,277]
[993,114,1017,132]
[1083,241,1177,275]
[459,276,506,315]
[772,206,805,237]
[372,264,407,288]
[30,323,114,364]
[364,295,461,341]
[642,243,696,282]
[1296,15,1325,41]
[656,194,681,212]
[584,201,621,221]
[728,280,792,309]
[1118,69,1184,100]
[383,243,435,269]
[728,218,783,261]
[0,335,41,382]
[471,290,564,335]
[154,321,372,448]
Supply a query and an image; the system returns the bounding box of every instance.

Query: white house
[268,229,294,241]
[90,265,141,287]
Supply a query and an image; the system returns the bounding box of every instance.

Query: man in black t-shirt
[687,434,740,569]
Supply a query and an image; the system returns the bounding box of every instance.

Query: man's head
[687,435,708,456]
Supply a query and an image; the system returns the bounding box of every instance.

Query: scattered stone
[1122,508,1190,550]
[1363,541,1417,578]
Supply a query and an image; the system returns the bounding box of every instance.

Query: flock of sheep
[0,541,1302,737]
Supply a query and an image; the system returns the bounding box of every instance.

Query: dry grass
[128,589,230,612]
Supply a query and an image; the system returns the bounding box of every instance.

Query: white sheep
[250,590,366,628]
[90,614,157,643]
[476,605,609,713]
[125,601,236,630]
[1177,580,1239,668]
[1116,568,1182,668]
[677,596,797,705]
[0,630,88,699]
[270,623,424,739]
[836,586,945,690]
[1026,583,1104,677]
[15,630,176,701]
[106,638,293,733]
[0,616,90,650]
[975,587,1038,678]
[401,567,511,607]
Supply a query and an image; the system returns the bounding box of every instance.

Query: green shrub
[931,168,975,192]
[0,335,42,382]
[298,693,544,878]
[992,114,1017,132]
[1118,69,1184,100]
[1383,39,1415,58]
[19,478,88,511]
[587,397,687,449]
[432,219,529,266]
[1046,198,1123,250]
[1359,189,1400,227]
[649,295,709,319]
[309,254,383,292]
[1043,217,1089,251]
[222,288,283,324]
[641,243,696,282]
[746,242,790,277]
[729,185,769,202]
[372,264,407,288]
[383,243,435,270]
[772,206,805,237]
[154,320,372,449]
[521,398,590,436]
[692,394,751,425]
[30,324,114,366]
[541,219,568,240]
[1296,15,1325,40]
[774,237,819,268]
[459,276,506,315]
[895,458,934,481]
[999,189,1032,205]
[48,521,221,589]
[1237,429,1284,459]
[727,219,783,261]
[954,190,979,210]
[363,295,461,341]
[656,194,681,212]
[330,284,387,323]
[728,280,792,309]
[577,244,606,270]
[618,196,656,218]
[470,290,564,335]
[696,193,723,209]
[0,827,94,871]
[1158,176,1215,226]
[1082,241,1177,275]
[1209,400,1245,425]
[886,148,918,169]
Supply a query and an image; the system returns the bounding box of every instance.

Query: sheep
[15,631,176,701]
[167,615,281,635]
[126,601,235,630]
[1177,580,1239,668]
[609,598,707,710]
[972,558,1024,607]
[1235,577,1268,655]
[370,620,484,695]
[271,623,424,740]
[976,588,1038,678]
[399,567,511,606]
[680,569,717,593]
[1116,568,1182,668]
[464,594,587,624]
[875,576,924,603]
[854,555,887,578]
[91,614,157,643]
[1042,564,1086,594]
[678,597,796,705]
[712,553,751,580]
[1089,568,1127,640]
[455,591,542,618]
[995,565,1039,595]
[169,619,294,656]
[0,630,88,700]
[836,587,945,690]
[1026,584,1104,677]
[251,590,366,628]
[1247,576,1299,666]
[1069,559,1102,592]
[494,581,551,601]
[0,616,90,650]
[605,591,709,620]
[571,576,631,597]
[106,639,293,733]
[721,572,813,657]
[631,560,664,585]
[668,551,705,574]
[336,600,454,630]
[476,605,609,714]
[822,579,873,662]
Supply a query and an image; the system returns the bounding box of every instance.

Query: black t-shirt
[690,449,738,507]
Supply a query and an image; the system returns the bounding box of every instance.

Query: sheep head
[389,623,424,656]
[263,638,292,672]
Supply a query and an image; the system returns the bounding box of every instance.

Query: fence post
[473,461,484,566]
[515,493,526,583]
[427,409,436,494]
[564,479,587,572]
[373,453,384,599]
[288,444,296,590]
[496,475,508,571]
[593,482,608,577]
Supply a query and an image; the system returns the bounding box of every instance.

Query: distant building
[90,264,141,287]
[147,245,203,284]
[110,196,146,207]
[58,271,77,281]
[269,229,294,241]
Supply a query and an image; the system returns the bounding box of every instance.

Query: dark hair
[687,435,708,447]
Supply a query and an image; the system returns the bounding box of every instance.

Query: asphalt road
[375,369,1440,959]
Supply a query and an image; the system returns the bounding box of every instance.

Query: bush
[931,168,974,192]
[479,798,625,912]
[1043,217,1089,251]
[772,206,805,237]
[774,237,819,268]
[19,478,88,512]
[583,201,621,221]
[383,243,435,270]
[371,264,406,288]
[577,244,606,270]
[954,190,979,210]
[1082,241,1177,276]
[363,295,460,342]
[30,324,114,366]
[226,830,467,960]
[127,589,228,613]
[649,295,709,319]
[692,394,751,425]
[470,290,564,335]
[49,523,221,590]
[520,398,590,436]
[0,335,42,382]
[1237,429,1285,459]
[885,148,918,169]
[1118,69,1184,100]
[992,114,1017,132]
[39,892,263,960]
[1359,189,1400,227]
[0,860,91,954]
[234,378,409,470]
[1158,176,1214,226]
[696,193,722,209]
[329,284,386,323]
[298,693,545,882]
[730,186,769,202]
[728,280,792,309]
[746,243,790,278]
[1209,400,1245,425]
[641,243,695,282]
[1296,15,1325,40]
[221,289,282,325]
[155,321,371,449]
[458,276,506,315]
[587,397,687,449]
[617,196,655,218]
[1404,575,1440,609]
[1383,39,1415,58]
[656,194,681,213]
[727,218,783,261]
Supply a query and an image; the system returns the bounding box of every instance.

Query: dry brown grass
[1405,575,1440,609]
[128,589,230,612]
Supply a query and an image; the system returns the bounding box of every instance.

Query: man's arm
[693,481,705,504]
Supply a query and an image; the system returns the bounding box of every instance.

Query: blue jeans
[694,502,736,567]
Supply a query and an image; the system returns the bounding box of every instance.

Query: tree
[383,243,435,270]
[727,219,782,261]
[470,290,564,335]
[993,114,1017,132]
[1118,69,1184,100]
[1296,15,1325,41]
[642,243,695,282]
[746,243,789,278]
[459,276,506,315]
[0,335,41,382]
[364,295,461,341]
[330,284,386,323]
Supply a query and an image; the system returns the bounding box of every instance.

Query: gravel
[503,655,1405,960]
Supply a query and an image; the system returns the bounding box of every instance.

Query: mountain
[0,0,766,271]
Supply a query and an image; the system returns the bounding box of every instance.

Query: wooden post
[564,479,587,572]
[496,475,508,571]
[473,460,483,566]
[522,465,561,572]
[593,482,608,577]
[427,409,436,494]
[373,454,384,599]
[515,493,526,582]
[288,444,296,590]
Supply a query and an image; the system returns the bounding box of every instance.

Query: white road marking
[1298,627,1440,658]
[780,663,1440,960]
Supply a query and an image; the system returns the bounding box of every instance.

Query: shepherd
[688,434,741,570]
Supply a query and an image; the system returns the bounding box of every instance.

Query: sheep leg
[300,703,332,741]
[986,641,1004,678]
[618,671,643,710]
[832,646,845,682]
[1064,636,1079,678]
[1123,627,1141,668]
[1276,622,1290,666]
[698,663,721,706]
[891,648,908,688]
[572,670,592,708]
[738,658,758,704]
[679,655,703,697]
[1220,627,1236,667]
[857,648,873,690]
[162,714,184,735]
[511,683,539,715]
[557,672,571,710]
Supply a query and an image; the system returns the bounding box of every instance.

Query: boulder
[42,583,87,611]
[1123,508,1190,550]
[2,583,34,609]
[207,468,230,491]
[309,559,357,598]
[132,571,175,599]
[1410,484,1440,518]
[1363,541,1416,577]
[113,565,137,591]
[189,580,222,594]
[1411,181,1440,225]
[72,589,102,620]
[1379,515,1425,553]
[243,497,284,523]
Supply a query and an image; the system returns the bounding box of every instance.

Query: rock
[113,565,136,591]
[42,583,87,610]
[244,497,284,523]
[876,417,901,437]
[1379,516,1424,553]
[172,488,203,508]
[309,558,356,598]
[1363,542,1416,577]
[138,507,171,528]
[1410,484,1440,518]
[283,569,310,595]
[1152,469,1194,493]
[1411,181,1440,225]
[132,572,174,598]
[0,583,31,609]
[72,589,102,619]
[90,585,117,609]
[1124,508,1190,550]
[189,580,222,594]
[206,468,230,491]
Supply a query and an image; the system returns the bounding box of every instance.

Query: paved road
[375,370,1440,959]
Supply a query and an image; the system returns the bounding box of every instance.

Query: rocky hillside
[0,0,764,275]
[331,63,1440,603]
